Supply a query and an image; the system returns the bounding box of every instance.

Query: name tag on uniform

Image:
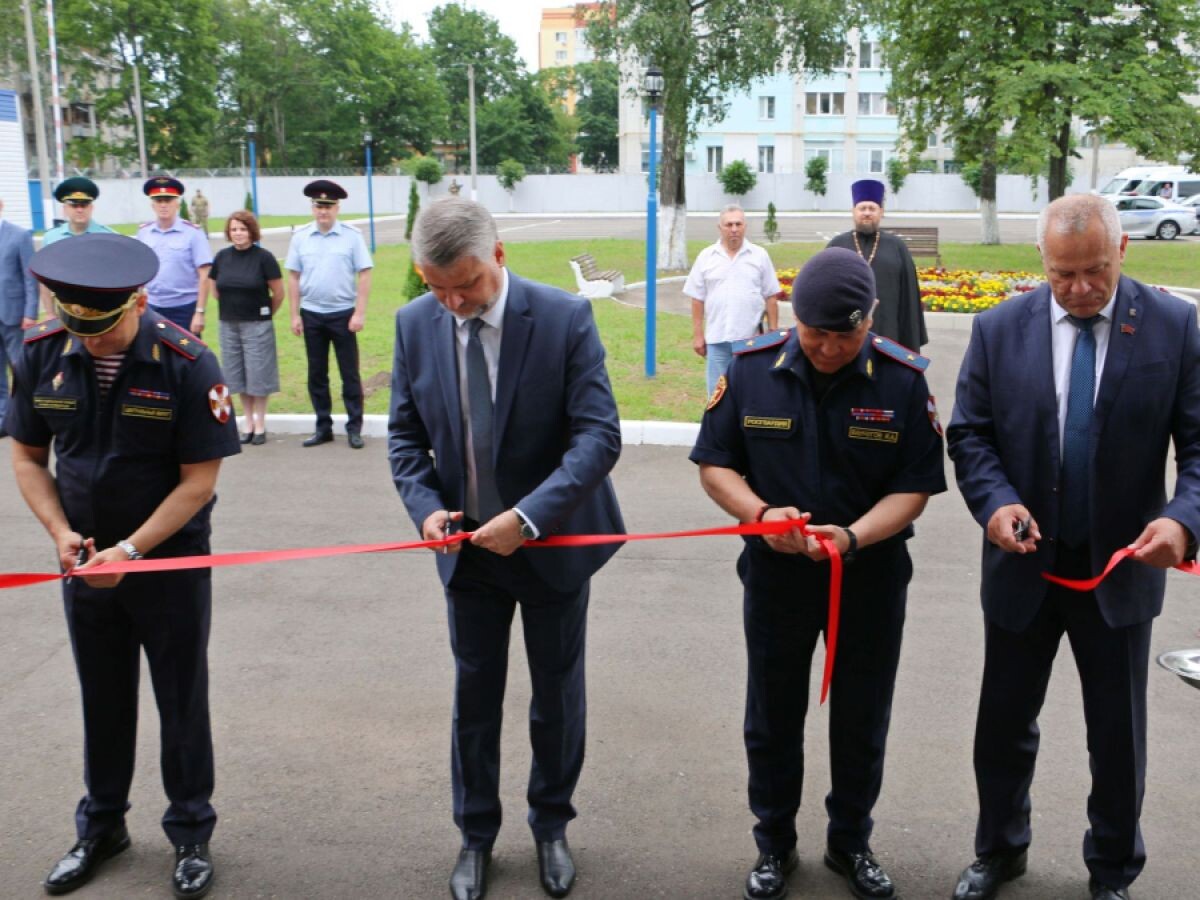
[744,416,792,431]
[260,306,271,316]
[33,395,77,412]
[848,426,899,443]
[121,403,174,422]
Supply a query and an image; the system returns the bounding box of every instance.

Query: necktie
[1060,315,1098,547]
[467,317,504,522]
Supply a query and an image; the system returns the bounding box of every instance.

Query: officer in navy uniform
[6,233,240,898]
[690,247,946,900]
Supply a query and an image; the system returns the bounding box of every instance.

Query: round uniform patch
[706,374,728,411]
[927,395,943,435]
[208,384,232,424]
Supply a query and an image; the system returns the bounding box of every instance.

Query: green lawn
[198,237,1197,424]
[106,215,319,236]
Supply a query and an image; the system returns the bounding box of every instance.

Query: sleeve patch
[706,374,728,411]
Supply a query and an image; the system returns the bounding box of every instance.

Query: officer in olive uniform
[690,247,946,900]
[7,233,241,898]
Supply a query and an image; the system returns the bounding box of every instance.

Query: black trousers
[973,543,1150,889]
[741,540,911,856]
[444,542,589,850]
[301,308,363,434]
[64,569,216,845]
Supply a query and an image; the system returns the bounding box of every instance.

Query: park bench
[885,226,942,267]
[569,253,625,298]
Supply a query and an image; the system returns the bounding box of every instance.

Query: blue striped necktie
[1060,315,1099,547]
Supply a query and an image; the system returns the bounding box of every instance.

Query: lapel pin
[1121,324,1136,335]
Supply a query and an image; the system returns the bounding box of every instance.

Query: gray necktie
[467,317,504,521]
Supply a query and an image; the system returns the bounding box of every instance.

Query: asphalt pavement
[2,317,1199,899]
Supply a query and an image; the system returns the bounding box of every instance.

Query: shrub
[763,202,779,243]
[805,156,828,197]
[717,159,756,197]
[405,181,419,241]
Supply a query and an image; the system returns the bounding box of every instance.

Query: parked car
[1111,195,1195,240]
[1179,194,1200,234]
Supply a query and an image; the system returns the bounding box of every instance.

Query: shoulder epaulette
[154,319,206,360]
[25,319,65,343]
[183,219,202,229]
[870,333,929,372]
[734,329,791,355]
[138,221,153,229]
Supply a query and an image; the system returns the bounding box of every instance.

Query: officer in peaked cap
[40,177,117,314]
[143,175,185,198]
[8,232,240,898]
[690,247,946,900]
[136,175,213,335]
[303,179,348,204]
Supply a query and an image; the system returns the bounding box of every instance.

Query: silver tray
[1157,648,1200,691]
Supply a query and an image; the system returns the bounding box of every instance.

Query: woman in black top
[207,211,284,444]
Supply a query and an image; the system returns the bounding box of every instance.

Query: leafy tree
[717,159,756,197]
[886,157,908,196]
[588,0,853,269]
[763,202,780,243]
[805,156,829,203]
[572,62,620,171]
[497,158,526,211]
[405,181,420,241]
[413,157,444,196]
[180,197,191,221]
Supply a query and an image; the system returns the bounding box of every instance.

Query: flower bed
[774,266,1044,314]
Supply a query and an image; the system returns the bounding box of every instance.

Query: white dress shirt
[683,239,781,344]
[1050,292,1116,455]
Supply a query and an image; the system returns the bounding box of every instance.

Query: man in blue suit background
[0,196,39,437]
[389,197,625,900]
[947,194,1200,900]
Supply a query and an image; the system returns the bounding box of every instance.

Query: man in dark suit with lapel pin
[947,194,1200,900]
[388,197,625,900]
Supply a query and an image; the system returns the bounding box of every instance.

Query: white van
[1097,166,1162,197]
[1131,167,1200,201]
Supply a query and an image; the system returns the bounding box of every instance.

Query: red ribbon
[0,520,844,702]
[1042,546,1200,591]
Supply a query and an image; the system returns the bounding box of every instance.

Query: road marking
[498,220,562,234]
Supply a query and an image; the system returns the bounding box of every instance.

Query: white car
[1111,195,1195,240]
[1179,194,1200,234]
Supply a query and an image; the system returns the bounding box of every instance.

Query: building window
[758,146,775,173]
[707,146,724,173]
[804,147,844,172]
[555,50,568,63]
[858,39,883,69]
[856,148,891,173]
[555,31,568,43]
[857,93,894,116]
[805,92,845,115]
[927,133,938,148]
[758,96,775,120]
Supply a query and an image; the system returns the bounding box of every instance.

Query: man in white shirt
[686,204,781,395]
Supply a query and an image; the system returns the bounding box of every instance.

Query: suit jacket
[947,277,1200,630]
[387,271,625,593]
[0,220,37,326]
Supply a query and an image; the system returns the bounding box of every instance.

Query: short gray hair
[1037,194,1122,249]
[719,203,744,220]
[411,197,498,268]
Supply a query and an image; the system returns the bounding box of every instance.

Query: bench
[885,226,942,267]
[569,253,625,298]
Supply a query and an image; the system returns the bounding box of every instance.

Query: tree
[717,159,757,197]
[886,157,908,197]
[403,261,427,301]
[763,202,780,243]
[572,62,620,170]
[413,158,444,196]
[497,158,526,211]
[405,180,420,241]
[805,156,829,207]
[588,0,853,270]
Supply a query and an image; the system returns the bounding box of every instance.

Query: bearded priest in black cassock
[827,179,928,350]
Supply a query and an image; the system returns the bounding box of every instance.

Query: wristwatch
[514,510,537,541]
[115,539,143,560]
[840,527,858,563]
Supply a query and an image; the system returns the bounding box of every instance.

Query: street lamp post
[364,131,376,253]
[246,119,259,217]
[643,64,664,379]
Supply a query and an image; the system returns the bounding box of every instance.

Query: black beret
[30,234,159,336]
[791,247,876,332]
[304,179,347,203]
[144,175,185,197]
[54,176,99,203]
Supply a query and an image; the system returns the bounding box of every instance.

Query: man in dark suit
[0,196,38,437]
[388,197,625,900]
[947,194,1200,900]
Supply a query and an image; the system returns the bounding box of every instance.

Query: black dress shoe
[172,844,214,898]
[450,848,490,900]
[240,432,253,444]
[347,431,364,449]
[1089,879,1131,900]
[824,847,895,899]
[536,838,576,897]
[251,431,266,445]
[302,431,333,447]
[744,849,798,900]
[43,825,131,895]
[952,849,1027,900]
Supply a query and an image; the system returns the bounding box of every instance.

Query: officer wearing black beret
[690,246,947,900]
[7,233,241,898]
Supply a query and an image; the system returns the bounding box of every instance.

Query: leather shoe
[347,431,364,449]
[302,431,333,447]
[824,847,895,899]
[43,825,131,895]
[744,849,798,900]
[1089,879,1131,900]
[239,431,253,444]
[952,849,1027,900]
[537,838,576,897]
[251,432,266,445]
[450,848,490,900]
[172,844,214,898]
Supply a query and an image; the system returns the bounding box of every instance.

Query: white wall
[0,90,33,229]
